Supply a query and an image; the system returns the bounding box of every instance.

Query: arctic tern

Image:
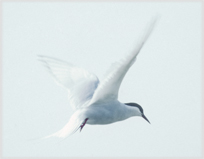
[38,17,157,138]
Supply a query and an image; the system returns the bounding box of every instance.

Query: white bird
[38,17,157,138]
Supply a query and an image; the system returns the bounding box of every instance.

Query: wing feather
[38,56,99,110]
[90,17,158,104]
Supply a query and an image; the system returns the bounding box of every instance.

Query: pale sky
[2,1,202,157]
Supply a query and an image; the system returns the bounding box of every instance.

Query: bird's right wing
[89,17,158,105]
[38,56,99,110]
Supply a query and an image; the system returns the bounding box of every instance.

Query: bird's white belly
[83,102,128,125]
[87,111,115,125]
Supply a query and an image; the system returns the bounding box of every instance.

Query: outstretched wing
[38,56,99,110]
[90,17,158,105]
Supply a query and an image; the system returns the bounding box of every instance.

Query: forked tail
[43,118,88,139]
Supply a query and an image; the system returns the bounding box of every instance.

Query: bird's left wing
[38,56,99,110]
[90,17,158,105]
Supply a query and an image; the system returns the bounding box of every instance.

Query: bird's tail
[43,117,86,139]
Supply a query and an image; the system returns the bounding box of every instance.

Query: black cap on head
[125,102,150,124]
[125,103,144,114]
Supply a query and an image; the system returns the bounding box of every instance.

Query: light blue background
[2,1,202,157]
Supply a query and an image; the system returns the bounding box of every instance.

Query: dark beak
[142,114,150,124]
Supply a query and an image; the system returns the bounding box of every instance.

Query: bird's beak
[142,114,150,124]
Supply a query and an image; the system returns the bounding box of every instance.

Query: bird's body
[39,17,157,138]
[75,101,137,125]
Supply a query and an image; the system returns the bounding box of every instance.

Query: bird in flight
[38,17,157,138]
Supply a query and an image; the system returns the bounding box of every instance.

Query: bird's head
[125,103,150,124]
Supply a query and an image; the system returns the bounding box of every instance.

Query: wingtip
[139,15,160,42]
[37,54,47,60]
[150,14,161,27]
[37,55,47,62]
[152,13,162,21]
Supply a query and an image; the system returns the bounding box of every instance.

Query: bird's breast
[83,101,129,125]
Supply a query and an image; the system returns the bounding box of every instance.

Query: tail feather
[43,119,84,139]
